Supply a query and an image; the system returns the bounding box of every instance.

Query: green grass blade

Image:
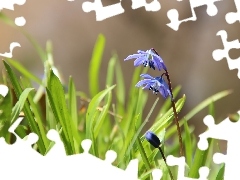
[134,95,186,152]
[89,34,105,97]
[0,12,15,26]
[183,118,193,167]
[159,85,181,115]
[215,165,224,180]
[189,138,213,178]
[3,60,46,153]
[10,88,34,123]
[115,59,125,115]
[136,135,151,170]
[6,58,42,85]
[20,78,49,148]
[128,98,159,155]
[106,53,117,86]
[0,85,12,126]
[166,90,232,139]
[46,70,74,154]
[68,76,78,127]
[93,88,113,137]
[150,95,186,135]
[86,84,116,139]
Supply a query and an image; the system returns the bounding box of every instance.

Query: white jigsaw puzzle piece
[0,42,21,58]
[0,0,26,11]
[82,0,124,21]
[151,169,163,180]
[198,112,240,180]
[131,0,161,11]
[212,30,240,79]
[45,129,66,157]
[0,0,27,60]
[167,0,222,31]
[0,84,9,97]
[225,0,240,24]
[167,155,210,179]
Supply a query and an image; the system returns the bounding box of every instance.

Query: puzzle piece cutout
[0,115,141,180]
[0,42,21,58]
[82,0,125,21]
[167,155,210,179]
[131,0,161,12]
[212,30,240,79]
[167,0,222,31]
[225,0,240,24]
[0,0,26,11]
[0,1,26,58]
[81,0,162,21]
[198,112,240,180]
[0,0,26,26]
[0,84,9,97]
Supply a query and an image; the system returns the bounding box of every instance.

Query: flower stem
[164,70,184,157]
[158,146,174,180]
[151,48,184,156]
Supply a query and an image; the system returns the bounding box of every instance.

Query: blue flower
[124,49,167,71]
[135,74,171,99]
[145,131,161,148]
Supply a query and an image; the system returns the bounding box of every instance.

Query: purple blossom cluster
[124,48,170,99]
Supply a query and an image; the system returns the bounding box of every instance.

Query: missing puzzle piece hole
[212,49,225,61]
[226,12,238,24]
[228,48,240,60]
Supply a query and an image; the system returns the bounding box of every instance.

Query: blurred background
[0,0,240,136]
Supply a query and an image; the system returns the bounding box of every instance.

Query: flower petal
[124,54,143,61]
[134,57,146,66]
[140,74,154,79]
[137,50,147,54]
[159,86,169,99]
[135,79,152,87]
[150,49,167,71]
[152,54,167,71]
[142,80,156,89]
[158,78,171,98]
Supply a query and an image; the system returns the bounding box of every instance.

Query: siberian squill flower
[124,49,167,71]
[136,74,171,99]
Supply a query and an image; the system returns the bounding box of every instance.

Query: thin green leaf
[3,60,46,154]
[6,58,42,85]
[94,91,112,137]
[89,34,105,97]
[68,76,78,127]
[86,85,116,139]
[215,165,225,180]
[20,78,49,149]
[0,86,12,125]
[189,138,212,178]
[159,85,181,115]
[136,135,151,170]
[46,70,74,154]
[106,53,117,86]
[166,90,232,139]
[183,119,193,167]
[115,59,125,115]
[10,88,34,123]
[128,98,159,155]
[134,95,186,153]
